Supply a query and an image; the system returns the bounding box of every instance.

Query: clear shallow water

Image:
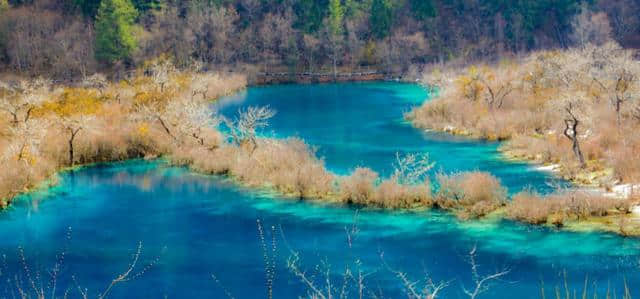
[0,83,638,298]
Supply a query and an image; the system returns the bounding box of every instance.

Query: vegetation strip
[2,56,639,236]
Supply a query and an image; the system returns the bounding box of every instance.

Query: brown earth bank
[253,71,388,85]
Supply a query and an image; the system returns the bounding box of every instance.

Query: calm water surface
[1,83,638,298]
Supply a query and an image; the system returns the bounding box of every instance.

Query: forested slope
[1,0,638,80]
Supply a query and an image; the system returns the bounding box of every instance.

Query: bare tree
[99,242,159,299]
[571,4,613,48]
[164,99,218,147]
[138,104,178,142]
[302,34,321,73]
[222,106,276,152]
[462,246,510,299]
[0,79,49,125]
[150,60,176,92]
[589,44,640,128]
[6,118,49,162]
[480,76,514,110]
[382,255,450,299]
[57,115,94,166]
[393,152,435,185]
[562,100,586,168]
[82,73,108,96]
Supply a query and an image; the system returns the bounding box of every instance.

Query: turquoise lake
[1,82,638,298]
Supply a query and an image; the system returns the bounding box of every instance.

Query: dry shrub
[339,166,433,209]
[436,172,507,219]
[339,167,379,205]
[235,138,334,198]
[171,138,335,199]
[0,70,247,207]
[410,43,640,185]
[507,192,564,225]
[0,157,57,208]
[507,191,631,226]
[372,179,433,209]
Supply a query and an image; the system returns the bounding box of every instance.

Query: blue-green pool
[0,82,637,298]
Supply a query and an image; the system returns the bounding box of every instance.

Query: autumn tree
[94,0,138,64]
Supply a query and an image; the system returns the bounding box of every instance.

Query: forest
[1,0,638,80]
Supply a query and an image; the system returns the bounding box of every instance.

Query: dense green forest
[0,0,637,79]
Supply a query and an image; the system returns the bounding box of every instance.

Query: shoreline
[3,80,640,238]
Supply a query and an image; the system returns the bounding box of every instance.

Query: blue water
[216,82,562,193]
[0,83,638,298]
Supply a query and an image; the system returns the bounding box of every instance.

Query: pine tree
[370,0,392,39]
[94,0,138,64]
[328,0,344,77]
[328,0,344,37]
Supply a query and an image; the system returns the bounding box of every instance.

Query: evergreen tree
[73,0,159,18]
[294,0,328,33]
[328,0,343,76]
[370,0,392,39]
[411,0,435,20]
[94,0,138,64]
[328,0,343,37]
[0,0,8,62]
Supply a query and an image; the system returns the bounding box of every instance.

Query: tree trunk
[572,136,585,167]
[564,118,586,168]
[69,127,81,166]
[157,116,177,141]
